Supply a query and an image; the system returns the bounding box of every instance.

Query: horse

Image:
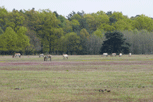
[119,53,122,57]
[129,53,132,57]
[39,54,44,58]
[12,53,21,58]
[103,53,108,57]
[44,55,52,61]
[111,53,116,57]
[63,54,68,59]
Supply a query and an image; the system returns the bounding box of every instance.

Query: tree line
[0,7,153,55]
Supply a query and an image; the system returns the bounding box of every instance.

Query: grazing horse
[129,53,131,57]
[119,53,122,57]
[12,53,21,58]
[111,53,116,57]
[103,53,108,57]
[39,54,44,58]
[63,54,68,59]
[44,55,52,61]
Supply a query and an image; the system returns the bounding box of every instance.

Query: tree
[87,35,103,54]
[80,28,90,38]
[37,9,62,54]
[6,10,25,32]
[64,32,81,55]
[25,30,41,54]
[53,11,59,18]
[111,12,125,21]
[67,11,76,20]
[70,14,81,21]
[100,31,130,54]
[134,15,153,31]
[0,7,8,31]
[0,27,30,54]
[79,29,90,54]
[92,29,105,39]
[57,15,67,28]
[0,27,18,52]
[112,19,133,31]
[0,27,4,35]
[92,11,110,28]
[123,30,153,54]
[84,14,97,31]
[71,19,80,32]
[23,8,40,31]
[62,20,72,34]
[16,26,30,51]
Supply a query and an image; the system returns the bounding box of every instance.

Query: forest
[0,7,153,55]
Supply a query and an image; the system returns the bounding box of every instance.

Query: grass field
[0,55,153,102]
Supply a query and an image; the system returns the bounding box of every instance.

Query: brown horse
[44,55,52,61]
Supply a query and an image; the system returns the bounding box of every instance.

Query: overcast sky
[0,0,153,18]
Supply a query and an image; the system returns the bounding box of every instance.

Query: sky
[0,0,153,18]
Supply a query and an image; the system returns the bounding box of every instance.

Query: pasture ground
[0,55,153,102]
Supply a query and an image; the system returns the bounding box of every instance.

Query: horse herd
[102,53,131,57]
[12,53,69,61]
[12,53,132,61]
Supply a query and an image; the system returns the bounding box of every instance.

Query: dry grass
[0,55,153,102]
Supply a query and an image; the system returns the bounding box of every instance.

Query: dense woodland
[0,7,153,55]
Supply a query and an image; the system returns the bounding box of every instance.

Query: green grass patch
[0,55,153,102]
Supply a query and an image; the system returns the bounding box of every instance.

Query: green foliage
[36,9,63,53]
[0,27,18,51]
[25,30,41,53]
[123,30,153,54]
[57,15,67,28]
[62,20,72,34]
[71,19,80,26]
[0,27,30,52]
[93,11,110,27]
[134,15,153,31]
[100,31,130,54]
[24,8,40,31]
[111,12,125,21]
[1,7,153,55]
[16,27,30,51]
[87,35,103,54]
[64,32,81,54]
[84,14,97,31]
[80,28,90,38]
[6,10,25,32]
[0,27,4,35]
[92,29,104,39]
[0,7,8,31]
[70,14,81,21]
[98,24,115,31]
[112,20,133,31]
[71,19,80,32]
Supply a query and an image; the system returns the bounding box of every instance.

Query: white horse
[44,55,52,61]
[119,53,122,57]
[12,53,21,58]
[39,54,44,58]
[103,53,108,57]
[63,54,68,59]
[129,53,131,57]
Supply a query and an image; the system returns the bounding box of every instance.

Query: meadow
[0,55,153,102]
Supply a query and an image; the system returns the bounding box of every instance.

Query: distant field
[0,55,153,102]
